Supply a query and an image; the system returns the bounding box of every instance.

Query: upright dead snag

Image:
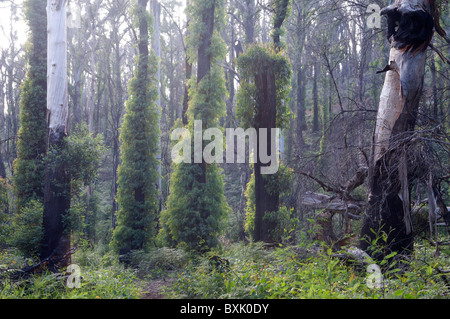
[360,0,441,258]
[41,0,71,269]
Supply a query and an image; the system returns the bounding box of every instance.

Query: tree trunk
[41,0,71,268]
[226,3,236,128]
[197,1,215,83]
[196,0,215,184]
[429,48,439,120]
[151,0,162,209]
[85,6,98,240]
[109,25,124,231]
[312,61,319,133]
[243,0,256,45]
[360,0,436,259]
[295,7,307,147]
[181,0,191,126]
[252,0,289,243]
[253,61,279,243]
[296,66,307,140]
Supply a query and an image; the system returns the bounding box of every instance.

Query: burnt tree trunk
[296,66,306,146]
[360,0,437,259]
[252,0,289,243]
[41,0,71,269]
[181,0,191,126]
[195,0,215,184]
[312,61,320,133]
[181,55,192,126]
[253,61,279,243]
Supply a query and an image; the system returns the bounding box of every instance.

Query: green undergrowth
[0,246,141,299]
[0,241,449,299]
[167,242,450,299]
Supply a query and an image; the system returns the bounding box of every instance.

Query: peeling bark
[41,0,71,268]
[361,0,437,258]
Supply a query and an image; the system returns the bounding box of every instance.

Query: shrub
[128,248,189,278]
[8,200,43,258]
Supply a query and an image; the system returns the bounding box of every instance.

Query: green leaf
[384,252,397,260]
[394,289,403,296]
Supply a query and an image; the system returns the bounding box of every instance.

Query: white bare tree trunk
[47,0,68,137]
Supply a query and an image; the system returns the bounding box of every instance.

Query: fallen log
[302,191,363,217]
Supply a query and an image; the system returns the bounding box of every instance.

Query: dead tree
[300,167,368,248]
[41,0,71,269]
[360,0,447,259]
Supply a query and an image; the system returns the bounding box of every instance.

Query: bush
[8,200,43,258]
[263,206,299,244]
[128,248,190,278]
[0,178,11,247]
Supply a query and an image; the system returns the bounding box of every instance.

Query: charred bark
[181,3,192,126]
[41,0,71,268]
[252,0,289,243]
[361,0,437,259]
[253,61,279,243]
[181,56,192,126]
[41,128,71,267]
[195,0,215,184]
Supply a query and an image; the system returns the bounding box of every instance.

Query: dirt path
[140,278,175,299]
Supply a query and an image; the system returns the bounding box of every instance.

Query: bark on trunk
[151,0,162,208]
[253,61,279,243]
[196,0,215,184]
[296,66,306,146]
[312,61,319,133]
[41,0,71,268]
[181,1,191,126]
[252,0,289,243]
[243,0,256,45]
[134,0,150,207]
[197,1,215,83]
[360,0,436,259]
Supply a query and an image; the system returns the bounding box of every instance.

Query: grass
[0,240,448,299]
[167,241,450,299]
[0,246,141,299]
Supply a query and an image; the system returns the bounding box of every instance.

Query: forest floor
[140,277,175,299]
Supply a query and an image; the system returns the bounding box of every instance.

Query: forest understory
[0,0,450,301]
[1,238,450,299]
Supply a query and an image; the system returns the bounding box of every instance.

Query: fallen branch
[302,191,363,216]
[1,246,76,280]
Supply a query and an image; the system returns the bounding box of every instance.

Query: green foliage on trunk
[236,44,292,242]
[13,0,47,210]
[244,164,293,242]
[161,159,229,252]
[236,45,292,131]
[160,0,229,253]
[112,0,160,255]
[8,125,104,258]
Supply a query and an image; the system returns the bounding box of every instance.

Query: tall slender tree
[360,0,447,258]
[237,0,291,243]
[161,0,229,252]
[41,0,71,267]
[151,0,162,209]
[13,0,48,210]
[112,0,160,256]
